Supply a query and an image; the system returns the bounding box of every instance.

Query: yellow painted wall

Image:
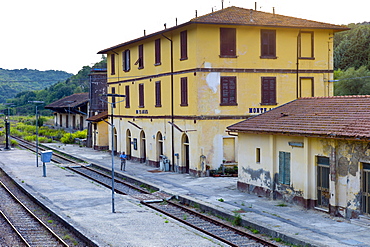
[103,21,336,173]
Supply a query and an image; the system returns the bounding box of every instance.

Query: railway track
[11,136,282,246]
[0,180,69,246]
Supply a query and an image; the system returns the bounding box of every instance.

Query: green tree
[334,66,370,95]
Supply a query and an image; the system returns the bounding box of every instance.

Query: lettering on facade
[136,109,148,114]
[249,108,272,114]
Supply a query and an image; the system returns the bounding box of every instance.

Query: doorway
[182,134,190,173]
[362,163,370,214]
[317,156,330,209]
[140,131,146,163]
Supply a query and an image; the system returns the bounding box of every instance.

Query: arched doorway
[140,131,146,163]
[113,127,118,155]
[182,134,190,174]
[156,132,164,167]
[126,129,132,160]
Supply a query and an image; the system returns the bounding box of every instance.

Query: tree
[334,66,370,95]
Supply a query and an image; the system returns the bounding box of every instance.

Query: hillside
[0,68,72,103]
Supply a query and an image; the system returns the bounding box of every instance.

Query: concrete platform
[1,143,370,247]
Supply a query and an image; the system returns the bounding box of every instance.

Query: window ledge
[138,66,144,70]
[299,57,315,60]
[155,105,162,108]
[219,55,238,58]
[220,103,238,106]
[180,104,188,107]
[139,106,145,108]
[180,57,188,61]
[260,103,277,106]
[154,62,162,66]
[260,56,277,59]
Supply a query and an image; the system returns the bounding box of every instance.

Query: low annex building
[86,111,109,150]
[45,93,89,130]
[227,96,370,219]
[97,6,347,175]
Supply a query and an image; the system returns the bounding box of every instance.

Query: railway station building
[227,96,370,219]
[97,6,347,175]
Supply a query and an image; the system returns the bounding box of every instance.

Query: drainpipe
[296,30,301,98]
[162,33,175,171]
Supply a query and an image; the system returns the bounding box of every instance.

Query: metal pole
[111,102,115,213]
[36,105,39,167]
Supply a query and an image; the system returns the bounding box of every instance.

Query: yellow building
[97,6,348,175]
[227,96,370,219]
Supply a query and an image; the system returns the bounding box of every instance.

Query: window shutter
[279,151,291,185]
[155,39,161,64]
[261,77,276,105]
[181,77,188,106]
[139,83,144,107]
[220,76,237,105]
[138,45,144,69]
[220,28,236,57]
[261,30,276,57]
[110,54,115,75]
[155,81,161,107]
[111,87,116,108]
[180,30,188,60]
[125,85,130,108]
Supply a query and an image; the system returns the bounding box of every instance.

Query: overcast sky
[1,0,368,74]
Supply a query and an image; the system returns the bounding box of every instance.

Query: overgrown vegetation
[334,22,370,95]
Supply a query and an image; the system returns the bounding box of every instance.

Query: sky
[1,0,368,75]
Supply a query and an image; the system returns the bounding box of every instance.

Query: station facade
[97,6,347,175]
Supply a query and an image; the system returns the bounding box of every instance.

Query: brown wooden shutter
[261,30,276,57]
[220,76,237,105]
[261,77,276,104]
[220,28,236,57]
[125,85,130,108]
[155,81,161,107]
[180,30,188,60]
[139,83,144,107]
[180,77,188,106]
[111,87,116,108]
[110,54,115,75]
[138,44,144,69]
[155,39,161,65]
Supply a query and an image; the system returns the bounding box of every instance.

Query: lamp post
[28,101,45,167]
[101,94,125,213]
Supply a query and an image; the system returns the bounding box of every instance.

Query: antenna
[255,2,257,11]
[176,18,177,26]
[222,0,224,9]
[195,10,197,18]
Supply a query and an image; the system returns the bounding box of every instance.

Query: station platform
[1,143,370,247]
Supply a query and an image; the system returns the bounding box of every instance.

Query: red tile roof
[86,111,108,122]
[45,93,89,109]
[98,6,348,54]
[227,96,370,140]
[191,6,348,30]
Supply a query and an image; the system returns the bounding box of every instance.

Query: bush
[72,130,87,139]
[38,136,52,143]
[61,133,74,144]
[24,135,36,142]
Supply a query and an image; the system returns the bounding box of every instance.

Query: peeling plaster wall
[238,133,370,218]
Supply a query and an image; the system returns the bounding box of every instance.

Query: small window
[261,30,276,58]
[279,151,291,185]
[139,83,144,108]
[299,77,314,98]
[110,53,116,75]
[256,148,261,163]
[220,76,237,106]
[220,28,236,57]
[125,85,130,108]
[122,49,130,72]
[155,39,161,65]
[299,31,314,59]
[180,30,188,60]
[180,77,188,106]
[137,44,144,69]
[111,87,116,108]
[155,81,161,107]
[261,77,277,105]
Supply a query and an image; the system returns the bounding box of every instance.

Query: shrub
[61,133,74,144]
[38,137,52,143]
[72,130,87,139]
[24,135,36,142]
